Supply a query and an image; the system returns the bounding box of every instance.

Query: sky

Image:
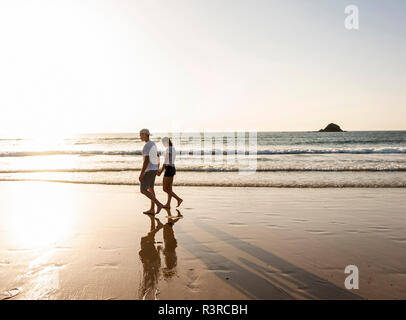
[0,0,405,135]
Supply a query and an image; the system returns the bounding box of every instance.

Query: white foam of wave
[1,147,406,157]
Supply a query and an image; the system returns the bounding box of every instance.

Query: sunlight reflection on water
[5,182,78,249]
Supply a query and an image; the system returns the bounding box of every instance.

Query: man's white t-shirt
[142,141,158,172]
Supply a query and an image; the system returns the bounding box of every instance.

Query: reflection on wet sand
[138,209,182,300]
[162,211,183,280]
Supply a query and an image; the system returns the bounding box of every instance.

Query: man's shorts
[140,170,157,191]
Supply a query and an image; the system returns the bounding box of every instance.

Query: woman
[157,137,183,208]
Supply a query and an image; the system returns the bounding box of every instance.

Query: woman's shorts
[164,165,176,177]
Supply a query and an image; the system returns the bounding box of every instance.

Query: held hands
[157,169,162,176]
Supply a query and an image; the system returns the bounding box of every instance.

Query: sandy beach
[0,181,405,300]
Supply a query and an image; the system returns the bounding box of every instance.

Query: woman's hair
[162,136,173,147]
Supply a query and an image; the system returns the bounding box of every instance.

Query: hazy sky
[0,0,405,135]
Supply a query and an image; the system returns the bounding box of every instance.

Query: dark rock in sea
[318,123,345,132]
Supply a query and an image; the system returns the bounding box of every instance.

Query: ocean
[1,131,406,187]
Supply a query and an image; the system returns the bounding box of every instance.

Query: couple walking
[139,129,183,215]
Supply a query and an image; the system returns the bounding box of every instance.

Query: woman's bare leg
[170,187,183,207]
[164,177,183,208]
[163,177,172,208]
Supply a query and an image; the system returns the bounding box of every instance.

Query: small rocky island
[318,123,345,132]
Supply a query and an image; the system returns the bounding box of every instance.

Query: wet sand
[0,181,405,299]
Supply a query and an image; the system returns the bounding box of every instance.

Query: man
[139,129,164,214]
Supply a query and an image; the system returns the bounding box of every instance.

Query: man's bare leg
[141,188,164,214]
[148,187,155,212]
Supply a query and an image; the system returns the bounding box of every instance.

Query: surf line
[158,304,193,318]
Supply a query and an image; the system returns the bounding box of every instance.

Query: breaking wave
[1,147,406,157]
[0,178,405,188]
[1,167,406,173]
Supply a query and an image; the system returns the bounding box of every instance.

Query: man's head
[139,128,151,142]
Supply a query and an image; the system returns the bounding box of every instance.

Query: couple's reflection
[138,209,183,300]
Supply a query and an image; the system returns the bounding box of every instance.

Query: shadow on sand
[177,218,362,300]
